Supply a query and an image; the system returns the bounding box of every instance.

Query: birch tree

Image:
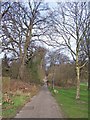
[80,2,90,90]
[49,2,89,99]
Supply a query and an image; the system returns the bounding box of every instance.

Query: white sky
[0,0,89,2]
[0,0,87,60]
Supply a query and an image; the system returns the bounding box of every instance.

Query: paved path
[15,85,63,118]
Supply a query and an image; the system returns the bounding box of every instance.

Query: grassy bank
[2,90,40,118]
[49,84,88,118]
[2,77,40,118]
[2,94,30,118]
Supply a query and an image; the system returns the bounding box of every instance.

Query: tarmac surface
[15,85,63,118]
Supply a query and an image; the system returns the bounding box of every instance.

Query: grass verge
[49,84,88,118]
[2,77,40,118]
[2,94,31,118]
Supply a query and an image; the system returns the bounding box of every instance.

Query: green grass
[2,94,30,118]
[49,84,88,118]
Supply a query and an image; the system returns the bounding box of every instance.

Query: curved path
[15,85,63,118]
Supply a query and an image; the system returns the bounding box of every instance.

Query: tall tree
[81,2,90,90]
[1,1,49,80]
[49,2,89,99]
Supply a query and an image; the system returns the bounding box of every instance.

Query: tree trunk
[18,55,26,80]
[18,30,32,80]
[18,40,29,80]
[18,61,25,80]
[76,66,80,99]
[76,49,80,99]
[52,78,54,89]
[88,57,90,90]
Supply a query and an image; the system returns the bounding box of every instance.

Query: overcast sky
[0,0,89,59]
[1,0,89,2]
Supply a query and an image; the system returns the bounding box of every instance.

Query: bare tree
[49,2,89,99]
[45,49,70,89]
[80,2,90,90]
[1,1,49,80]
[0,2,11,19]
